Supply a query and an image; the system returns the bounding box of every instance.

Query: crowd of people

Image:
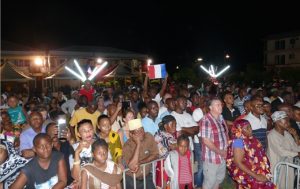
[1,76,300,189]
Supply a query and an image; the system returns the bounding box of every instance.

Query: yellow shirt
[69,108,100,140]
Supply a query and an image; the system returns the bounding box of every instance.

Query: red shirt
[79,88,95,102]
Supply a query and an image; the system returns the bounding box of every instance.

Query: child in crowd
[7,95,27,126]
[118,109,135,146]
[80,139,122,189]
[11,133,67,189]
[165,135,193,189]
[71,119,96,181]
[137,102,147,119]
[96,115,122,164]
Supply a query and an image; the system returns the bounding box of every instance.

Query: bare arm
[142,75,149,99]
[10,172,27,189]
[233,148,268,182]
[53,158,67,189]
[139,153,159,165]
[202,138,226,158]
[128,143,141,172]
[159,74,168,97]
[109,103,122,125]
[180,126,199,137]
[80,170,88,189]
[21,149,35,159]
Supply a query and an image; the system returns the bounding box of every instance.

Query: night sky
[2,1,300,71]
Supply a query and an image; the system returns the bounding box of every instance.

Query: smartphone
[57,118,67,139]
[122,101,130,111]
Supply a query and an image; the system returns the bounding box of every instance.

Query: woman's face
[242,125,252,137]
[165,120,176,134]
[78,123,94,142]
[124,112,134,123]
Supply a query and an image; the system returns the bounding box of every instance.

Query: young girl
[165,135,193,189]
[80,139,122,189]
[7,95,27,126]
[118,109,135,146]
[96,115,122,164]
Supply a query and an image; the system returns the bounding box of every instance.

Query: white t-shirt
[171,111,198,149]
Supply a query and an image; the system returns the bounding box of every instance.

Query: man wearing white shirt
[61,91,78,116]
[245,96,267,149]
[171,96,198,150]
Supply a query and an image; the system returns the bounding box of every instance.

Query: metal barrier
[274,161,300,189]
[122,154,194,189]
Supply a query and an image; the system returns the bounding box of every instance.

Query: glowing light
[74,60,87,81]
[176,66,179,70]
[97,58,103,64]
[147,59,152,66]
[34,57,43,66]
[215,65,230,77]
[200,65,230,78]
[88,61,108,80]
[225,54,230,59]
[197,58,203,61]
[65,59,108,82]
[65,66,85,81]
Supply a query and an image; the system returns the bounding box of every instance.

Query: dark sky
[2,1,300,71]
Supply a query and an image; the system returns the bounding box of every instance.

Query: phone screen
[57,118,67,139]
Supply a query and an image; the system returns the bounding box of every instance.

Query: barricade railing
[122,158,165,189]
[274,161,300,189]
[122,154,194,189]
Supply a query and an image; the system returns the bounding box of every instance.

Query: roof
[1,42,148,59]
[50,46,147,59]
[104,63,139,78]
[44,59,83,80]
[0,62,33,81]
[263,31,300,40]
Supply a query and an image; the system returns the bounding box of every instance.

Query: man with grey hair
[199,97,228,189]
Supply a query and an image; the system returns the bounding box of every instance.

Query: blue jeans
[194,142,204,187]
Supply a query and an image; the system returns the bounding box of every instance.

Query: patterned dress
[226,119,276,189]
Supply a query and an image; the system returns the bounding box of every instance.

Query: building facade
[264,31,300,71]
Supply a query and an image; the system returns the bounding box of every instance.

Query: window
[289,53,295,59]
[275,55,285,65]
[275,40,285,50]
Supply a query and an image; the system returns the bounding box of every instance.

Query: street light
[34,57,43,66]
[97,58,103,64]
[197,57,203,62]
[225,54,230,59]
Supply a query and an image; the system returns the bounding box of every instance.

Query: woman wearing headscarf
[226,119,276,189]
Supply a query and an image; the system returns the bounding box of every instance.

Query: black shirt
[222,106,240,122]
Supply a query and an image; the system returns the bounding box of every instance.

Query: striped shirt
[179,154,192,184]
[245,112,267,149]
[199,113,228,164]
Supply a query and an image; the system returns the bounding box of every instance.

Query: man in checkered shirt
[199,97,229,189]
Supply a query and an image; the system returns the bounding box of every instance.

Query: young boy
[71,119,96,181]
[10,133,67,189]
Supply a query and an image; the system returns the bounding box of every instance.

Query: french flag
[148,64,167,79]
